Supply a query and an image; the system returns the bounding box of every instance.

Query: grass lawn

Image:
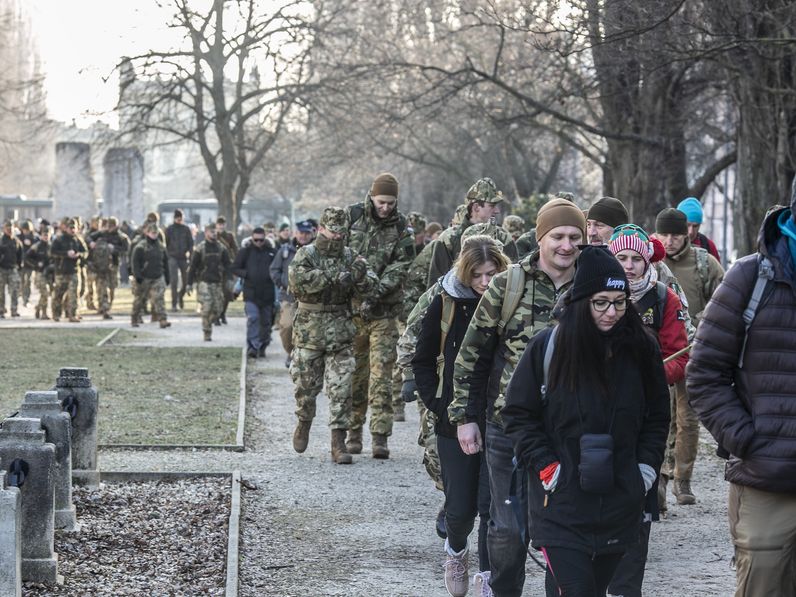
[0,329,241,445]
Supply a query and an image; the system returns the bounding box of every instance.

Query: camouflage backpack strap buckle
[498,263,525,334]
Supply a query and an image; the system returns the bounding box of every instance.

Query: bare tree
[117,0,336,228]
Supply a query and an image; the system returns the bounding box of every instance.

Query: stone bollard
[53,367,99,487]
[18,391,78,531]
[0,467,22,597]
[0,417,61,585]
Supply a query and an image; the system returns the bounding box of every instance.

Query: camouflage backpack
[90,239,114,274]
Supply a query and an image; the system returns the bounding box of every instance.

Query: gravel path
[2,303,736,595]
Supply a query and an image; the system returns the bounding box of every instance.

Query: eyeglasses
[252,237,265,243]
[590,298,628,312]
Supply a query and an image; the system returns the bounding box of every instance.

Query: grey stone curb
[98,347,248,452]
[96,327,121,347]
[96,469,240,596]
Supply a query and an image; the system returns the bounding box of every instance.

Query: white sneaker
[473,571,493,597]
[443,539,469,597]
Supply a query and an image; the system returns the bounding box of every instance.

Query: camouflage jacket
[397,281,444,383]
[515,229,538,260]
[450,251,573,428]
[401,242,436,322]
[347,199,414,317]
[288,241,378,350]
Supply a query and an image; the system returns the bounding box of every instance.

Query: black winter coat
[0,234,22,270]
[232,244,276,307]
[502,324,670,555]
[132,237,169,283]
[687,207,796,492]
[50,234,85,276]
[165,223,194,260]
[412,288,480,438]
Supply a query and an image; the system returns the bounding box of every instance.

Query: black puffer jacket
[502,323,670,555]
[412,270,481,438]
[687,207,796,492]
[232,243,276,307]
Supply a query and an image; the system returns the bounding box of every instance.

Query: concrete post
[53,367,99,487]
[0,468,22,597]
[0,418,60,585]
[18,391,78,531]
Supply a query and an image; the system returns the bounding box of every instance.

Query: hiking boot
[673,479,696,505]
[159,320,171,329]
[372,433,390,459]
[40,311,49,320]
[204,330,212,341]
[394,402,406,422]
[68,316,81,323]
[131,319,140,328]
[346,428,363,454]
[247,349,258,359]
[658,474,669,514]
[293,419,312,453]
[11,311,19,317]
[443,540,469,597]
[220,314,228,324]
[331,429,353,464]
[102,312,113,320]
[473,571,493,597]
[436,507,448,539]
[51,315,59,322]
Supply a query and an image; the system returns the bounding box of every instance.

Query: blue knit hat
[677,197,703,224]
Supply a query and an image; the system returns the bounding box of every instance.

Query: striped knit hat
[608,224,653,266]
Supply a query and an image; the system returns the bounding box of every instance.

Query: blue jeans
[486,421,529,597]
[244,301,273,351]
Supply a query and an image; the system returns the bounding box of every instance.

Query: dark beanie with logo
[570,245,629,303]
[655,207,688,235]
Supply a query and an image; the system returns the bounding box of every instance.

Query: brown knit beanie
[587,196,629,228]
[655,208,688,235]
[535,198,586,241]
[370,173,399,198]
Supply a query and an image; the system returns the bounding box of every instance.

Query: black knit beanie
[655,208,688,235]
[587,197,629,228]
[570,245,629,303]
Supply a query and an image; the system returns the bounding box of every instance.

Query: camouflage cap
[204,222,217,232]
[466,177,503,204]
[407,211,427,233]
[502,215,525,236]
[145,222,160,234]
[462,222,511,247]
[320,206,350,234]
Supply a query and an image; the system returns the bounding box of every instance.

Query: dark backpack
[90,239,114,274]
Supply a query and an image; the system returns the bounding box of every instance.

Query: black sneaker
[247,349,257,359]
[220,314,228,325]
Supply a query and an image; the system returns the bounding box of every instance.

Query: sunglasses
[252,237,266,243]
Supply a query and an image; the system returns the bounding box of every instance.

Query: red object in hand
[539,462,560,485]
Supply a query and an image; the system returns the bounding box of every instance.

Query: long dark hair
[548,293,658,395]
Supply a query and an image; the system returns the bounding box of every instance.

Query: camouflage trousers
[94,272,114,314]
[85,269,97,307]
[418,403,444,492]
[20,267,32,305]
[0,268,20,315]
[351,316,398,437]
[132,277,167,322]
[52,273,78,318]
[392,319,406,412]
[34,271,52,314]
[278,301,295,356]
[198,282,225,333]
[290,345,355,430]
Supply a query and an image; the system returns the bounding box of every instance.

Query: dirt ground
[3,298,736,596]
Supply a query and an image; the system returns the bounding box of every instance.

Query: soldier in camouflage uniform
[215,216,238,325]
[502,214,525,241]
[188,223,230,341]
[87,220,117,319]
[427,178,518,285]
[101,217,130,308]
[288,207,378,464]
[450,198,586,596]
[393,210,429,422]
[49,219,86,322]
[16,220,36,307]
[131,223,171,328]
[25,227,53,319]
[84,216,102,311]
[0,220,23,318]
[346,172,415,459]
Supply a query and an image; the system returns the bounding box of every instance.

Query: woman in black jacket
[502,246,670,596]
[412,235,509,597]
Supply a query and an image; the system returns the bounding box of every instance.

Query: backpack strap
[694,247,710,297]
[738,256,775,368]
[435,294,456,399]
[498,263,526,335]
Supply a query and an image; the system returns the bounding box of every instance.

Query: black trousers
[437,434,491,572]
[543,546,623,597]
[607,520,651,597]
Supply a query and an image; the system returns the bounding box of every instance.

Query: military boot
[346,428,363,454]
[331,429,353,464]
[293,419,312,453]
[204,330,212,341]
[673,478,696,505]
[131,317,140,328]
[40,310,49,320]
[159,319,171,328]
[372,434,390,459]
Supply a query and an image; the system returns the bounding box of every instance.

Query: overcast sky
[33,0,180,126]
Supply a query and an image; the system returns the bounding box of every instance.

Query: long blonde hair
[454,235,510,286]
